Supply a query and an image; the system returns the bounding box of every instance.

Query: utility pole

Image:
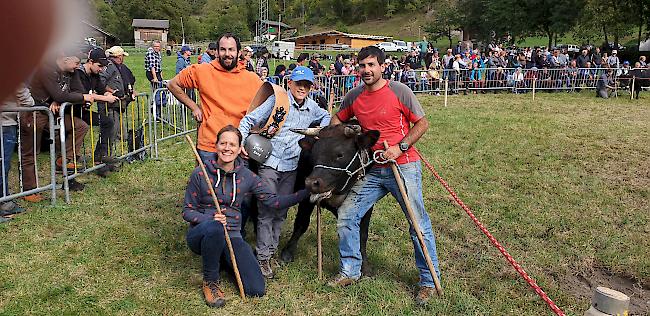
[278,14,281,41]
[258,0,269,44]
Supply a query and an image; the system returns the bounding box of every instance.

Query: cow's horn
[344,125,362,137]
[290,127,322,136]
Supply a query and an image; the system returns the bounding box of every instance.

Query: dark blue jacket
[183,159,308,237]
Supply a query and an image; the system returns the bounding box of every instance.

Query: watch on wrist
[398,142,409,152]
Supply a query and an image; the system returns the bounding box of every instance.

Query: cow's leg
[360,207,373,276]
[280,201,315,263]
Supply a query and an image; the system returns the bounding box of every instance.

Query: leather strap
[246,82,290,139]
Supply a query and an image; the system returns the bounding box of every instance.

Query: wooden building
[81,20,118,47]
[286,30,392,50]
[132,19,169,48]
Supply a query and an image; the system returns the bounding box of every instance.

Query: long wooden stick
[185,135,246,301]
[317,203,323,280]
[383,141,443,296]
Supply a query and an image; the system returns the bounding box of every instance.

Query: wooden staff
[631,76,636,100]
[383,141,443,296]
[444,78,449,107]
[185,135,246,301]
[317,202,323,280]
[532,77,536,101]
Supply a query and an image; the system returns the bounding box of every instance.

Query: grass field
[1,89,648,315]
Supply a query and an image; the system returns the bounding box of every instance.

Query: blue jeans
[1,126,17,196]
[337,161,441,287]
[186,221,265,296]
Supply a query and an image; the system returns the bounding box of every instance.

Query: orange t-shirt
[176,60,262,152]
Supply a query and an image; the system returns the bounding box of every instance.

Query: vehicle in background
[375,41,402,52]
[272,41,295,60]
[558,44,580,53]
[393,40,410,52]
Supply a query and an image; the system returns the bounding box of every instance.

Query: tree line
[92,0,649,49]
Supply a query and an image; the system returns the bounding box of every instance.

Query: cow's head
[293,124,379,200]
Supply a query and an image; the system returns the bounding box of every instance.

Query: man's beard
[219,56,237,71]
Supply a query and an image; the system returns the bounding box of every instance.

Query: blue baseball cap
[180,46,191,53]
[289,66,314,83]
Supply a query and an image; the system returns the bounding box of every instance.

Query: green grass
[1,89,648,315]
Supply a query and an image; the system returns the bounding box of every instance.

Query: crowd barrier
[151,87,199,158]
[0,107,57,204]
[58,93,154,202]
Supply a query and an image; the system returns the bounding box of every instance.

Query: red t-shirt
[336,80,425,165]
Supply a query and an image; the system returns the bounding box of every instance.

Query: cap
[289,66,314,83]
[384,58,391,64]
[88,48,109,66]
[243,46,253,53]
[623,60,629,65]
[106,46,129,57]
[207,42,218,50]
[180,46,191,53]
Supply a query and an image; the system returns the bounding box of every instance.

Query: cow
[279,123,380,276]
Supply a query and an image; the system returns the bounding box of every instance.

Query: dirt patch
[562,267,649,315]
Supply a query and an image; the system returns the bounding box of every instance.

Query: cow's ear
[356,130,380,149]
[299,137,317,151]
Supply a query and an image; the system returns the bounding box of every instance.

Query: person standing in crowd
[309,54,324,75]
[239,46,255,72]
[200,42,217,64]
[0,84,33,221]
[22,51,117,202]
[577,49,590,68]
[328,46,441,306]
[591,47,602,68]
[296,53,309,67]
[167,33,262,165]
[608,50,620,73]
[145,40,163,89]
[418,36,429,67]
[183,125,309,308]
[106,46,137,108]
[334,54,344,75]
[176,46,192,75]
[238,66,331,278]
[256,48,270,76]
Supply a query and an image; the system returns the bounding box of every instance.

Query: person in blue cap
[239,66,331,278]
[176,46,192,74]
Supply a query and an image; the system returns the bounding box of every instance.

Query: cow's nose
[305,177,321,192]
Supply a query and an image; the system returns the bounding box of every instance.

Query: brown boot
[202,281,226,308]
[23,194,44,203]
[258,259,274,279]
[415,286,437,306]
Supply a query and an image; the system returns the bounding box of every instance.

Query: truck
[272,41,295,60]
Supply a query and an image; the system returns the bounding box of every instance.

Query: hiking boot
[0,201,26,217]
[415,286,437,306]
[56,157,84,172]
[201,280,226,308]
[23,194,44,203]
[326,273,360,288]
[68,179,85,192]
[258,259,274,279]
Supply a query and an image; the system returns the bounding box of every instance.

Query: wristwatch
[398,142,409,152]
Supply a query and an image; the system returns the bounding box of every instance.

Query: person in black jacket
[183,125,309,308]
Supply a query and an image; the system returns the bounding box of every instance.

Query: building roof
[82,20,117,39]
[132,19,170,29]
[260,20,295,30]
[284,30,392,41]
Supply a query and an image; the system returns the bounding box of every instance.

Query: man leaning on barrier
[21,50,117,202]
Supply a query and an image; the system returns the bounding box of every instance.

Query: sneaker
[23,194,44,203]
[326,273,360,288]
[201,280,226,308]
[0,201,26,217]
[415,286,437,306]
[258,259,274,279]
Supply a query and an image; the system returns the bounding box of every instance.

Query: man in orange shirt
[168,33,263,162]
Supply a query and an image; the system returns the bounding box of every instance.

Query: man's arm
[167,75,202,122]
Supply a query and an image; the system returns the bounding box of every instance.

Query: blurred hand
[240,147,249,159]
[192,107,203,122]
[382,145,402,161]
[49,102,60,114]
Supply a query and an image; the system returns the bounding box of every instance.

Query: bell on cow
[244,134,273,163]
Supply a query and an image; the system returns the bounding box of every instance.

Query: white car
[393,40,410,52]
[375,42,403,52]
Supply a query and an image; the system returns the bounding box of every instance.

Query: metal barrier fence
[58,94,154,202]
[151,88,199,158]
[0,106,57,204]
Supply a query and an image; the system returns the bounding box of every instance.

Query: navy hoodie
[183,159,309,237]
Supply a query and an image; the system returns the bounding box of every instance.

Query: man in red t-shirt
[328,46,441,305]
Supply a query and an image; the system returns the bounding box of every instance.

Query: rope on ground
[414,148,565,316]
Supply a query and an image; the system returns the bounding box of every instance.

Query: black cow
[279,124,380,276]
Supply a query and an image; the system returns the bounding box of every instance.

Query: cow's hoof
[361,263,373,277]
[280,249,295,263]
